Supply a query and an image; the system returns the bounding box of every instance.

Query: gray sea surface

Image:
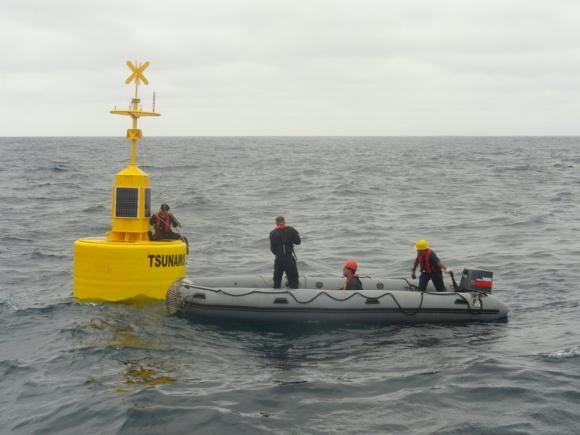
[0,136,579,434]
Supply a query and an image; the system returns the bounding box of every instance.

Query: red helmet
[344,259,358,271]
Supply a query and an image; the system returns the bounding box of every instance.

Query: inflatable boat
[165,269,508,324]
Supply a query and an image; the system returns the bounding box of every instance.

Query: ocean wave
[12,300,73,316]
[0,235,35,243]
[82,205,107,213]
[29,248,70,261]
[0,359,34,377]
[493,164,534,172]
[146,163,202,171]
[542,347,580,360]
[550,191,572,202]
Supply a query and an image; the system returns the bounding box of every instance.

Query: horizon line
[2,134,580,138]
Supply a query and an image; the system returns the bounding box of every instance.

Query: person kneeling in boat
[149,203,189,252]
[341,259,363,290]
[411,239,447,292]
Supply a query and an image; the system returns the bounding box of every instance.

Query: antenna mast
[110,60,160,166]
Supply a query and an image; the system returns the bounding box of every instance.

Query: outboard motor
[459,269,493,293]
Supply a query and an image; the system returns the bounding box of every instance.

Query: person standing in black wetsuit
[269,216,301,289]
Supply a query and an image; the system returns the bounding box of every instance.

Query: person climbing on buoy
[411,239,448,292]
[150,203,189,252]
[269,216,301,289]
[341,259,363,290]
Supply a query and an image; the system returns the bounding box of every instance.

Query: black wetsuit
[269,226,301,289]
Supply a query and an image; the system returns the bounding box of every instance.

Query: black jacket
[344,276,363,290]
[270,226,301,258]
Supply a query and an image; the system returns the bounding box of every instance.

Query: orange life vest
[155,213,171,233]
[417,249,433,273]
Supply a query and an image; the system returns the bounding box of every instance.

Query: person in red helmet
[341,259,363,290]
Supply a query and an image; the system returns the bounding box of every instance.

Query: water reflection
[79,305,177,392]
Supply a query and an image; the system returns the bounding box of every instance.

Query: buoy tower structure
[73,61,187,301]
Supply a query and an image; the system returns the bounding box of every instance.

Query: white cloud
[1,0,580,135]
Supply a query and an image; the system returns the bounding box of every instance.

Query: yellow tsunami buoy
[73,61,187,302]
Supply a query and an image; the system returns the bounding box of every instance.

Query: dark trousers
[419,272,446,292]
[152,231,181,240]
[151,232,189,254]
[273,256,299,289]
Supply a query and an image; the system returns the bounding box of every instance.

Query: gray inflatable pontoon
[165,269,508,324]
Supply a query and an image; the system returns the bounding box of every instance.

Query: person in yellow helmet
[411,239,448,292]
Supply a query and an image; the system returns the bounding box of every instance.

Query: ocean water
[0,136,579,434]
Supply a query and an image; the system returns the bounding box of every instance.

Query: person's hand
[411,272,416,280]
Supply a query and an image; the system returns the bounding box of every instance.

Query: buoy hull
[73,237,187,301]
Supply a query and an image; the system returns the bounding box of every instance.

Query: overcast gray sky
[1,0,579,136]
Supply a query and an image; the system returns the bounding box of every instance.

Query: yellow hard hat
[415,239,429,250]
